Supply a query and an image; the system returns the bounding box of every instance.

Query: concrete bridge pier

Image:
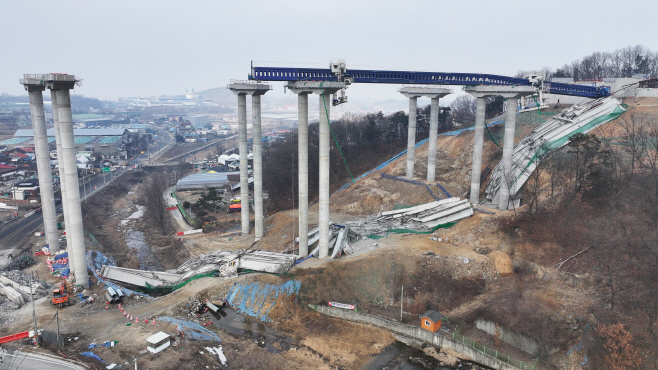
[398,87,452,181]
[465,86,535,207]
[46,74,88,285]
[50,91,74,275]
[286,86,312,257]
[228,81,272,237]
[20,77,58,253]
[286,82,346,258]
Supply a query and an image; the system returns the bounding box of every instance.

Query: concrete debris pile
[344,198,473,236]
[101,250,297,289]
[176,250,237,280]
[296,224,358,259]
[99,265,183,289]
[178,249,297,278]
[0,271,50,305]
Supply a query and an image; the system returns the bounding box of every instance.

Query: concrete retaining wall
[635,88,658,98]
[311,304,523,370]
[475,318,540,356]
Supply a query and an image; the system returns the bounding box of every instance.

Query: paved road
[0,348,86,370]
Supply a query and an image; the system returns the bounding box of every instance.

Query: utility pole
[400,286,404,322]
[56,310,60,349]
[29,272,39,347]
[82,174,87,200]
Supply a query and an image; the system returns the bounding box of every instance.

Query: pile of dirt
[488,250,514,276]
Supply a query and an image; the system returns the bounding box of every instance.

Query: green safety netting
[511,105,626,187]
[142,272,216,295]
[368,221,457,239]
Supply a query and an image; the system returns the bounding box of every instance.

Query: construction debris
[485,96,626,207]
[343,197,473,237]
[0,271,50,302]
[100,249,297,288]
[99,266,183,288]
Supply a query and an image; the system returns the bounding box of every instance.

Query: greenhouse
[176,171,241,191]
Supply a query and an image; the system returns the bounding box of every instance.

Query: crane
[247,60,611,105]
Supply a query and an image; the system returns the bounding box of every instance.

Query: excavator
[51,281,70,308]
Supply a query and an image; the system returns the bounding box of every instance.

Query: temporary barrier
[0,331,30,344]
[328,301,355,310]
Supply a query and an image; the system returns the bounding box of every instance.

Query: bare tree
[142,172,170,235]
[450,94,477,125]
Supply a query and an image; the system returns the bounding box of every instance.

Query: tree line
[263,105,452,211]
[516,44,658,81]
[512,111,658,369]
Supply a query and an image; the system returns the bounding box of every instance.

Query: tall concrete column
[51,91,74,274]
[237,93,250,235]
[252,94,264,240]
[470,97,487,204]
[228,81,272,237]
[54,87,88,284]
[427,97,440,182]
[405,97,418,178]
[297,93,309,257]
[499,98,518,210]
[23,85,58,251]
[465,85,535,206]
[318,93,331,259]
[286,81,345,259]
[399,87,451,182]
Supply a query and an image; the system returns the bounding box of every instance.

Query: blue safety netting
[227,280,301,322]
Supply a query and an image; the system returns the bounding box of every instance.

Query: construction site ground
[3,98,657,369]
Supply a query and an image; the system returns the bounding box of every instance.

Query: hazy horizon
[3,0,657,106]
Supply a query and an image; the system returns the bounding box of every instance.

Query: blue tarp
[157,317,221,342]
[80,351,105,363]
[54,252,68,260]
[51,263,67,269]
[88,341,116,349]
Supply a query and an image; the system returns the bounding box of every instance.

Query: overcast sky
[2,0,657,103]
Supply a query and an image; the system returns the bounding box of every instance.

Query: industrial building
[176,171,242,191]
[3,128,130,155]
[186,114,210,128]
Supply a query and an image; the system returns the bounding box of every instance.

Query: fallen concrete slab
[100,266,183,288]
[0,282,24,305]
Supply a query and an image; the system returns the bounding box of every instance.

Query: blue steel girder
[249,66,610,99]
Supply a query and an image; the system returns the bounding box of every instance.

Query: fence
[171,192,199,227]
[311,304,537,370]
[451,332,536,370]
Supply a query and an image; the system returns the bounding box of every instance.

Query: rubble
[100,249,296,288]
[340,198,473,238]
[0,271,50,302]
